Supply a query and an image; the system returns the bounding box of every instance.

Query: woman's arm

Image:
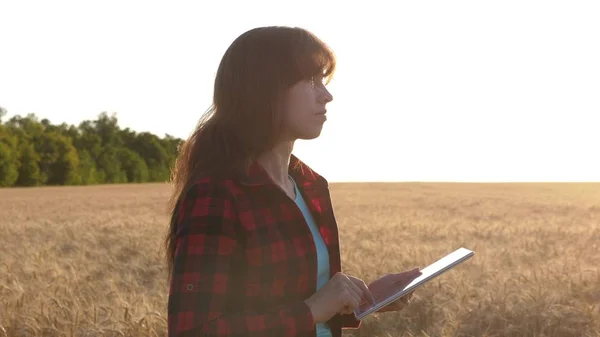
[167,179,315,337]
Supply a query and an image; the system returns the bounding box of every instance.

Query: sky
[1,0,599,182]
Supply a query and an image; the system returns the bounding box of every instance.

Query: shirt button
[186,284,194,291]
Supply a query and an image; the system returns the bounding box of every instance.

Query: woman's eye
[311,76,325,87]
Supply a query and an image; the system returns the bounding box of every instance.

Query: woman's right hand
[303,272,375,324]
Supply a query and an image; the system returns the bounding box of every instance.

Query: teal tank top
[289,175,333,337]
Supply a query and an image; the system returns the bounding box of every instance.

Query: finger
[409,268,422,278]
[393,269,422,286]
[343,277,366,304]
[343,287,361,311]
[348,277,375,304]
[339,306,353,315]
[384,300,405,312]
[399,268,421,277]
[391,300,404,309]
[394,297,408,307]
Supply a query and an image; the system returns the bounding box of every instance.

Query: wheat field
[1,182,599,337]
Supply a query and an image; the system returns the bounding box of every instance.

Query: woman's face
[280,75,333,141]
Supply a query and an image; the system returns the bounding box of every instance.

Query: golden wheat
[1,182,599,337]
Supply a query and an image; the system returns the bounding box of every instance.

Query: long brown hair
[164,26,336,278]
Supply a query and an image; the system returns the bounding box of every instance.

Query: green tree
[132,132,171,182]
[0,126,20,186]
[16,141,42,186]
[35,132,80,185]
[0,106,7,123]
[117,148,149,183]
[0,109,183,187]
[94,112,122,147]
[6,113,44,139]
[96,146,127,183]
[76,149,98,185]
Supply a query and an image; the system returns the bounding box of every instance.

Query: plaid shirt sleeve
[167,179,316,337]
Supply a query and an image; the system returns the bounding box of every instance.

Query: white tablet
[354,247,475,320]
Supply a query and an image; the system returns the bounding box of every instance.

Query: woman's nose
[320,87,333,103]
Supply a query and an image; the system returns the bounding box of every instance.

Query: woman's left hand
[367,268,422,313]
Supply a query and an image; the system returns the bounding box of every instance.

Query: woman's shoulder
[184,173,239,200]
[175,174,240,223]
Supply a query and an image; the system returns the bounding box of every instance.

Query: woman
[164,26,422,337]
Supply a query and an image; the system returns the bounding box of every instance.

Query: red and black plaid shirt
[167,154,362,337]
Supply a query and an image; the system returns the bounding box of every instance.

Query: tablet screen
[354,247,474,319]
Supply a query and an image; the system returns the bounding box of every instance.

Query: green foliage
[0,108,184,187]
[16,141,42,186]
[0,125,20,186]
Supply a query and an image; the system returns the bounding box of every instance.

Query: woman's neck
[257,141,295,188]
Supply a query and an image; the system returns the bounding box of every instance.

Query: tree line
[0,107,184,187]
